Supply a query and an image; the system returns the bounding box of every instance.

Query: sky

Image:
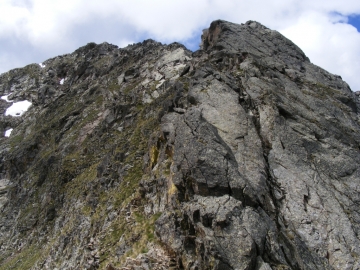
[0,0,360,91]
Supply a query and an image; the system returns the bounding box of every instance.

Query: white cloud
[280,11,360,90]
[0,0,360,90]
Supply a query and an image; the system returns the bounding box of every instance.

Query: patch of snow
[1,95,12,102]
[5,100,32,117]
[4,128,13,137]
[39,63,46,68]
[60,78,65,85]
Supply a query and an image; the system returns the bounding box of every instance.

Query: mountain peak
[0,20,359,269]
[201,19,309,63]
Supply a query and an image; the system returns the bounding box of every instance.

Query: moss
[95,114,162,267]
[182,81,190,91]
[93,55,112,69]
[0,244,43,270]
[122,81,140,95]
[149,145,159,168]
[9,134,25,149]
[163,159,172,176]
[98,208,160,268]
[150,80,160,91]
[108,81,121,93]
[24,64,40,83]
[141,247,149,254]
[65,163,98,199]
[138,212,161,243]
[168,182,177,196]
[82,205,92,216]
[1,57,167,269]
[100,217,127,250]
[17,203,39,223]
[302,81,341,100]
[234,68,245,77]
[114,162,143,208]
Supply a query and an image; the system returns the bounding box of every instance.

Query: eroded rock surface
[147,20,360,270]
[0,20,359,269]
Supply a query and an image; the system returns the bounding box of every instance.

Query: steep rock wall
[147,20,360,270]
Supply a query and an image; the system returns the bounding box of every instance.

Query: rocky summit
[0,19,360,270]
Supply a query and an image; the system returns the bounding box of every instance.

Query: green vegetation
[122,80,141,95]
[98,211,162,268]
[0,244,44,270]
[0,40,176,269]
[302,81,341,100]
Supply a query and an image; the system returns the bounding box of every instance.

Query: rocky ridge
[0,20,359,269]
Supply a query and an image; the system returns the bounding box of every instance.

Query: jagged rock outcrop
[0,20,359,270]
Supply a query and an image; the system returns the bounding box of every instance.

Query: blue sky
[348,15,360,32]
[0,1,360,90]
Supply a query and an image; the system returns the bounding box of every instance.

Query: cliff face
[0,20,360,270]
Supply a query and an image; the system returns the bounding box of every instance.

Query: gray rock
[0,19,359,270]
[149,20,360,269]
